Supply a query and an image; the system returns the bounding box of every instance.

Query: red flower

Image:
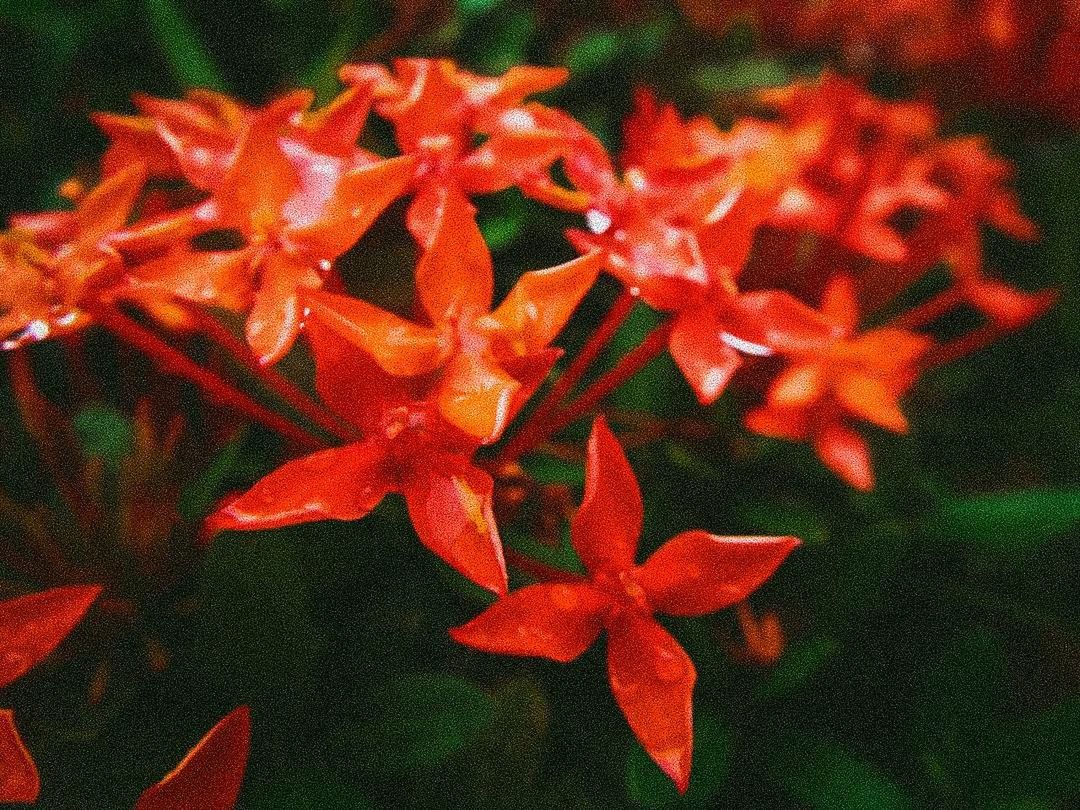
[451,417,799,791]
[745,275,933,490]
[340,58,569,246]
[0,585,102,804]
[208,318,512,595]
[529,90,836,404]
[305,186,603,443]
[118,89,415,364]
[135,705,250,810]
[2,164,146,350]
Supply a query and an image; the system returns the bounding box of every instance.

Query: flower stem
[495,290,634,466]
[922,323,1003,370]
[886,286,960,330]
[88,301,325,451]
[192,308,363,444]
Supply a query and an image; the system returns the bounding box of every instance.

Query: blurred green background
[1,0,1079,807]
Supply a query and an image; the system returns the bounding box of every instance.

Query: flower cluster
[0,59,1051,797]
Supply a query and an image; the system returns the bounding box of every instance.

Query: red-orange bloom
[118,89,415,364]
[745,275,933,490]
[451,417,799,791]
[529,91,835,404]
[2,165,146,349]
[135,705,250,810]
[305,187,603,443]
[0,585,102,804]
[208,319,512,595]
[340,58,569,245]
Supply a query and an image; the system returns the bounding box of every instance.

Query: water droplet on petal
[585,209,612,235]
[721,332,773,357]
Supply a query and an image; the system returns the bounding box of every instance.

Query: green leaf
[143,0,226,91]
[565,30,621,75]
[926,489,1080,551]
[694,58,789,94]
[773,738,912,810]
[626,709,731,808]
[376,673,496,771]
[73,404,134,464]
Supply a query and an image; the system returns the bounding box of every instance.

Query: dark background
[0,0,1078,807]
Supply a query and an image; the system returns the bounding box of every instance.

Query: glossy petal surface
[0,585,102,688]
[0,710,38,804]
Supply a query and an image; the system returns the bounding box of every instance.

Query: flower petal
[834,373,910,433]
[449,582,610,662]
[0,585,102,689]
[414,186,494,324]
[482,251,603,357]
[813,422,875,491]
[0,709,38,804]
[403,464,508,595]
[728,290,837,355]
[245,251,319,366]
[130,247,258,312]
[668,311,742,405]
[637,531,800,616]
[135,706,250,810]
[435,352,521,444]
[607,613,696,794]
[305,289,446,377]
[208,442,390,534]
[570,417,643,576]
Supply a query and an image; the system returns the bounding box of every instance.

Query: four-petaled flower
[451,417,799,791]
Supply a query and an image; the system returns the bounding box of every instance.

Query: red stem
[192,309,363,444]
[495,290,635,465]
[922,323,1003,370]
[87,302,325,451]
[534,320,674,448]
[886,286,961,331]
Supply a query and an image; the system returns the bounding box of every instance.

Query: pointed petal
[455,128,566,195]
[435,352,521,444]
[131,247,257,311]
[415,186,494,324]
[962,278,1058,330]
[208,442,390,534]
[482,251,602,356]
[245,251,318,366]
[729,290,838,355]
[0,585,102,688]
[835,373,910,433]
[305,289,446,376]
[668,312,742,405]
[449,583,610,662]
[571,417,643,576]
[743,404,810,442]
[637,531,800,616]
[820,274,860,333]
[285,155,416,259]
[299,86,372,152]
[135,706,250,810]
[77,162,147,240]
[768,362,826,408]
[0,710,38,804]
[403,464,508,595]
[607,614,696,794]
[813,422,875,491]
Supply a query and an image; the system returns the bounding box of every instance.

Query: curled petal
[208,442,390,534]
[571,417,643,576]
[768,362,826,408]
[77,162,147,240]
[286,155,417,259]
[813,422,875,491]
[449,583,610,662]
[743,404,810,442]
[728,290,837,355]
[305,289,446,377]
[0,710,38,804]
[455,128,566,195]
[435,352,521,444]
[130,247,258,312]
[482,251,603,357]
[245,251,319,366]
[403,464,508,595]
[0,585,102,689]
[668,311,743,405]
[135,706,250,810]
[415,186,494,324]
[637,531,800,617]
[607,613,696,794]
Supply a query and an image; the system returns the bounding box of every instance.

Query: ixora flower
[207,318,512,595]
[0,585,102,803]
[305,186,603,443]
[2,165,146,350]
[135,706,250,810]
[340,58,570,246]
[745,275,933,490]
[451,417,799,791]
[115,89,415,365]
